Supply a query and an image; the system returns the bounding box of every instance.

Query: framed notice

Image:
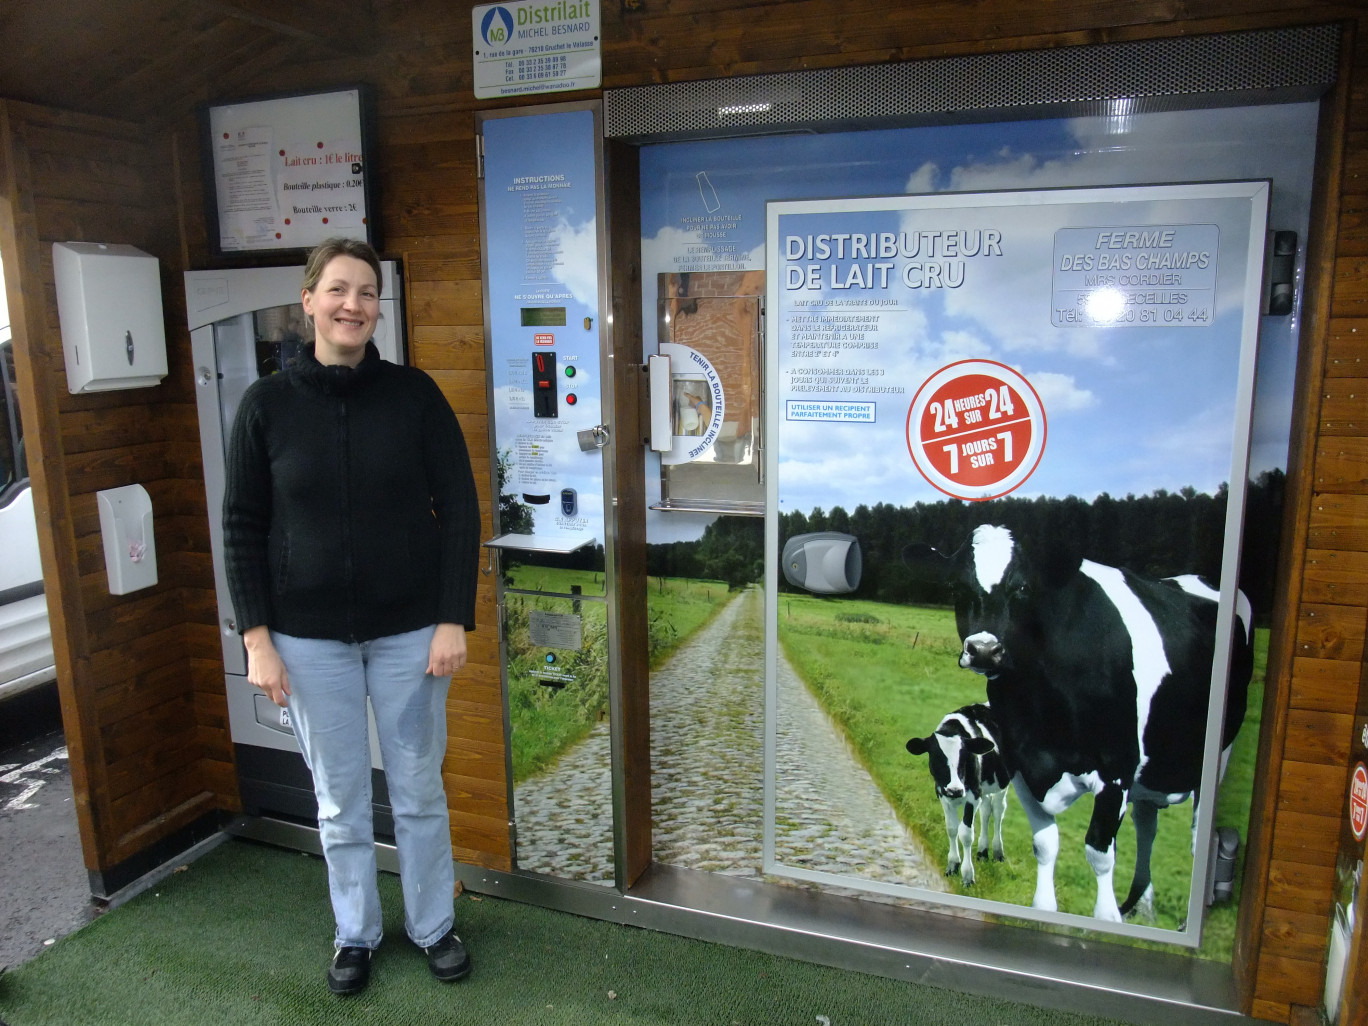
[200,86,378,258]
[764,181,1270,945]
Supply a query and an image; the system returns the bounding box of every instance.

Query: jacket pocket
[361,516,437,608]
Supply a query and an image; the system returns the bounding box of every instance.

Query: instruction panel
[482,107,605,548]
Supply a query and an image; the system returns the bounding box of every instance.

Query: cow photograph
[764,180,1280,951]
[771,492,1270,944]
[906,524,1255,922]
[905,702,1012,887]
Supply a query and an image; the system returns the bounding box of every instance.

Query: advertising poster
[624,104,1314,954]
[481,108,606,551]
[764,182,1269,942]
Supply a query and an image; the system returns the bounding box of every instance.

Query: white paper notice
[215,125,280,250]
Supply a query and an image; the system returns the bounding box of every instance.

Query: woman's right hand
[244,625,291,707]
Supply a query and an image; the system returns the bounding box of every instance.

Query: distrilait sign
[472,1,601,99]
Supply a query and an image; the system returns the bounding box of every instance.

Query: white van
[0,328,55,699]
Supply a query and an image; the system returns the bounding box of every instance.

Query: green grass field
[777,590,1266,961]
[500,568,1262,961]
[503,581,609,785]
[504,568,732,783]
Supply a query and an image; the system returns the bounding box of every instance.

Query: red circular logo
[1350,763,1368,842]
[906,360,1046,501]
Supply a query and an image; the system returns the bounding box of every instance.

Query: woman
[223,238,481,996]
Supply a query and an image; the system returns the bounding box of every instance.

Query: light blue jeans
[273,625,455,950]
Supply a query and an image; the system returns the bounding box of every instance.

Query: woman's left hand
[427,622,468,677]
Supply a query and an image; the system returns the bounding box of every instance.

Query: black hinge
[1263,230,1298,317]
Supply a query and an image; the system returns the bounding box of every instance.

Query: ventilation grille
[604,24,1340,141]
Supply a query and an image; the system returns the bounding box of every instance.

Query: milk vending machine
[185,262,405,833]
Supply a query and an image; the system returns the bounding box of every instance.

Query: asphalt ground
[0,683,101,972]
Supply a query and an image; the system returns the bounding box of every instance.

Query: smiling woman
[300,244,381,368]
[222,237,482,995]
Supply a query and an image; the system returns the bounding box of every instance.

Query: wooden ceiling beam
[188,0,378,56]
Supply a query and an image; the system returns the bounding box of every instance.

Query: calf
[906,703,1011,886]
[907,524,1253,921]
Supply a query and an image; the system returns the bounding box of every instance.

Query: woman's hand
[244,625,291,708]
[427,623,468,677]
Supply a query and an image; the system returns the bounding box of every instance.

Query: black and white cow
[906,703,1012,886]
[907,524,1254,921]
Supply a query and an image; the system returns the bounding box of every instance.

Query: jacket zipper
[339,396,355,642]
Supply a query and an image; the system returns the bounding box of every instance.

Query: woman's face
[301,255,380,367]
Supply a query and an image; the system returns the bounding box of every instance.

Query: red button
[566,393,577,405]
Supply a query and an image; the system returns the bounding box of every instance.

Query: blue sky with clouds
[639,103,1319,537]
[768,186,1264,514]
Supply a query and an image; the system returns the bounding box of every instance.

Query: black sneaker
[422,929,471,982]
[327,946,372,995]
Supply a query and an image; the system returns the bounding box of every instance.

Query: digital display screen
[521,307,567,327]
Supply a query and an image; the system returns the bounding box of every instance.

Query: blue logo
[481,6,514,46]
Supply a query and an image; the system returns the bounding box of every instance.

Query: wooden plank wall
[0,100,236,880]
[385,115,509,869]
[1243,22,1368,1022]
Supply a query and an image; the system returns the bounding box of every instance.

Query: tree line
[645,470,1285,623]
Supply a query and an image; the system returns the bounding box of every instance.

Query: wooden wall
[5,0,1368,1020]
[0,100,235,889]
[1238,20,1368,1021]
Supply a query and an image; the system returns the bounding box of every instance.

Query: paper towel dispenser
[53,242,168,393]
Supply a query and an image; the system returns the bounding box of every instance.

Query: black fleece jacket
[223,342,480,642]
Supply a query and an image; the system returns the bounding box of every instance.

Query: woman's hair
[301,237,383,297]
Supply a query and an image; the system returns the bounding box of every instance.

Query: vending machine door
[478,105,616,884]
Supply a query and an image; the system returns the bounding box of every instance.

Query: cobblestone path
[513,587,945,898]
